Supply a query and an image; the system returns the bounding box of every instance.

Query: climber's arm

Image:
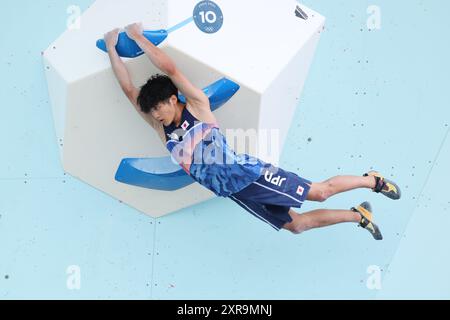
[166,67,210,108]
[105,29,166,144]
[105,28,135,95]
[126,23,209,109]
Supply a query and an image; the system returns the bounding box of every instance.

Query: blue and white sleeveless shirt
[163,106,267,197]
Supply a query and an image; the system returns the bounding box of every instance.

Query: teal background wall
[0,0,449,299]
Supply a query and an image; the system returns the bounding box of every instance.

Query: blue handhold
[178,78,241,112]
[96,30,168,58]
[115,157,195,191]
[115,78,241,191]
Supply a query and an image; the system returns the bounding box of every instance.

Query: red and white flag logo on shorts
[296,185,304,196]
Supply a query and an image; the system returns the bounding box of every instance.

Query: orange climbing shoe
[351,201,383,240]
[363,170,401,200]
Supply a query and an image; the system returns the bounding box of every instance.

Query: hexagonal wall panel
[43,0,325,217]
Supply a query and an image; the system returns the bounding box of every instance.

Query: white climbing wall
[43,0,325,218]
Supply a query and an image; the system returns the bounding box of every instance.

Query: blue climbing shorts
[228,163,312,231]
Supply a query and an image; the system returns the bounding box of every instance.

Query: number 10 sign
[193,0,224,34]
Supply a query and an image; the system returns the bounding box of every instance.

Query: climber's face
[151,95,178,126]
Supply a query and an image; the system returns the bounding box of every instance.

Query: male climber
[104,23,401,240]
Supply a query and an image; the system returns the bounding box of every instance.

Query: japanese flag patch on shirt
[181,120,190,130]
